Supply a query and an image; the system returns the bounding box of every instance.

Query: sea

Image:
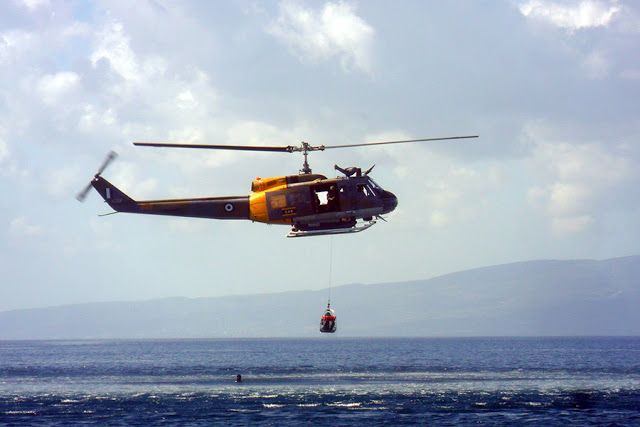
[0,337,638,425]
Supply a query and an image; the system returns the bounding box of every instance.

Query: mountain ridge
[1,256,638,339]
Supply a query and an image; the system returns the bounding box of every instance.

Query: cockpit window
[367,177,383,191]
[357,182,378,197]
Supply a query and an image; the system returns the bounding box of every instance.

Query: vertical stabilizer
[91,176,137,212]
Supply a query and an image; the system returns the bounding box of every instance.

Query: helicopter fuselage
[90,171,397,237]
[249,173,397,229]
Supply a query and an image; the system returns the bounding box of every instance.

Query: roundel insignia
[224,203,234,212]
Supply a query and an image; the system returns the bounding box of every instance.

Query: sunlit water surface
[0,337,638,425]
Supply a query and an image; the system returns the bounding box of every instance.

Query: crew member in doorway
[327,185,338,211]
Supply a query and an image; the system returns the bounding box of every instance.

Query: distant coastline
[1,256,638,339]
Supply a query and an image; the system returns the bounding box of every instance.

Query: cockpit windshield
[367,177,383,191]
[367,177,383,194]
[357,182,376,197]
[355,177,384,197]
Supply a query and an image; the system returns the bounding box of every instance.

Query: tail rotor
[76,151,118,202]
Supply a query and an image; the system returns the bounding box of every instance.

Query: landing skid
[287,221,376,238]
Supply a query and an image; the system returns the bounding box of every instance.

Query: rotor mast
[287,141,325,174]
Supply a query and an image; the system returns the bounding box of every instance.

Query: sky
[1,0,639,311]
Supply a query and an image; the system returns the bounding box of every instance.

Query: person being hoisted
[319,301,337,333]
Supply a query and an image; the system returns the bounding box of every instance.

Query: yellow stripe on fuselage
[249,192,268,223]
[249,179,292,224]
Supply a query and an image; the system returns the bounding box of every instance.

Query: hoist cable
[328,236,333,305]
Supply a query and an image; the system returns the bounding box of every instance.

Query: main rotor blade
[133,142,291,152]
[323,135,478,149]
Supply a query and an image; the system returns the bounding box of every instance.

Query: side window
[270,194,287,209]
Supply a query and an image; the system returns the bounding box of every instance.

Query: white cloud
[60,21,91,39]
[540,141,633,186]
[519,0,621,31]
[267,0,375,73]
[582,50,611,79]
[46,166,79,198]
[429,211,449,227]
[548,182,592,216]
[14,0,50,11]
[110,162,158,199]
[525,121,639,236]
[90,21,140,81]
[399,155,493,230]
[0,137,25,178]
[620,68,640,80]
[0,138,8,164]
[8,216,42,237]
[0,29,36,64]
[177,90,197,110]
[88,217,116,251]
[80,20,220,146]
[78,105,117,133]
[36,71,80,105]
[551,215,595,237]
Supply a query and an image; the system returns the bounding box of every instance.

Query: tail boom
[91,176,249,220]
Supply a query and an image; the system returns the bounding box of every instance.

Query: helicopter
[77,136,477,237]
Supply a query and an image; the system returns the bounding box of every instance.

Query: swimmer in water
[236,374,242,383]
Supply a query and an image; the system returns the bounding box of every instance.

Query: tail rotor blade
[76,150,118,203]
[76,183,93,202]
[96,151,118,175]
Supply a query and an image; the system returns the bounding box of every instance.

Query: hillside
[1,256,638,338]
